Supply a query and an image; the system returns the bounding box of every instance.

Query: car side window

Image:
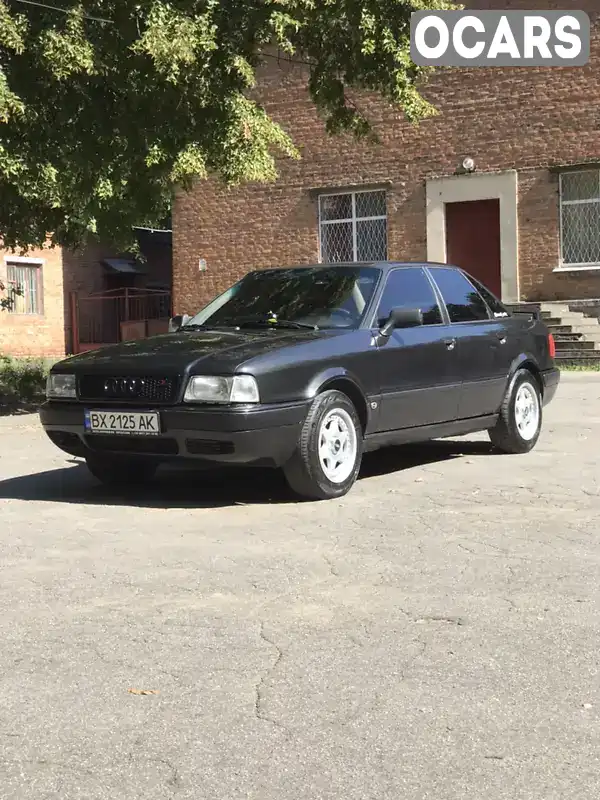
[469,277,510,318]
[376,268,443,327]
[430,268,491,323]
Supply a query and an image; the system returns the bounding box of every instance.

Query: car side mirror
[169,314,191,332]
[379,307,423,337]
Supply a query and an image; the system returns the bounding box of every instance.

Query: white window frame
[318,188,388,263]
[558,169,600,271]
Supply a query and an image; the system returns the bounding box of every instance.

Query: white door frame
[425,170,519,302]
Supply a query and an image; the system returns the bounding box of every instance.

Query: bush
[0,355,49,405]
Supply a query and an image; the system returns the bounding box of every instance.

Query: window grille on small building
[5,262,43,315]
[559,170,600,267]
[318,190,388,263]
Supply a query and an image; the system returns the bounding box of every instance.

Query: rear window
[429,268,490,323]
[469,277,510,318]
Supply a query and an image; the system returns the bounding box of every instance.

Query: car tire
[283,390,363,501]
[85,453,158,487]
[488,368,542,454]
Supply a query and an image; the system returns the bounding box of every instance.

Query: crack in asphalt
[414,615,466,626]
[457,539,534,562]
[322,553,340,577]
[399,638,428,682]
[253,622,289,735]
[135,756,182,795]
[347,621,373,647]
[90,645,181,682]
[336,690,383,727]
[0,757,96,778]
[395,607,466,627]
[504,597,519,612]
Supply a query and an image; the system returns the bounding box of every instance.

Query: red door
[445,199,502,297]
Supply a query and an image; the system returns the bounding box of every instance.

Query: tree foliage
[0,0,454,250]
[0,279,8,309]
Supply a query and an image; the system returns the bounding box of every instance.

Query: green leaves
[132,2,217,83]
[0,1,26,53]
[0,0,455,250]
[39,7,96,79]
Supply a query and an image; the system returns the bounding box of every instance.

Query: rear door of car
[373,266,462,432]
[425,266,518,418]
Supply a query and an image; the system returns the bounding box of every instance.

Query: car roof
[254,261,458,273]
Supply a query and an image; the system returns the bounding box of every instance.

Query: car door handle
[444,338,456,351]
[496,331,507,344]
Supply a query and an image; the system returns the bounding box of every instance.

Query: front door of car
[374,267,462,432]
[426,267,519,418]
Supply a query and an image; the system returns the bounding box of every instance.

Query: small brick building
[0,231,172,359]
[0,245,67,358]
[173,0,600,316]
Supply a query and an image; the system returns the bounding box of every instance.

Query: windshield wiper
[180,323,235,331]
[219,317,319,331]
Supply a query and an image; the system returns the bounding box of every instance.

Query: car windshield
[184,266,381,330]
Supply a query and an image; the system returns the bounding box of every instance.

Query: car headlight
[183,375,260,404]
[46,373,77,399]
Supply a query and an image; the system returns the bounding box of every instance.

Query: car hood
[55,328,328,374]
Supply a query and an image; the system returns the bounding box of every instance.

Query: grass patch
[0,355,53,412]
[559,363,600,372]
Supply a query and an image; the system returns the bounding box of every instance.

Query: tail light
[548,333,556,359]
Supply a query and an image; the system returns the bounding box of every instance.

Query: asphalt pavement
[0,373,599,800]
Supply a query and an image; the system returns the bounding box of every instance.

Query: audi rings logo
[103,377,145,398]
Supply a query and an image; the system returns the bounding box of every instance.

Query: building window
[559,170,600,267]
[5,261,43,314]
[319,190,387,263]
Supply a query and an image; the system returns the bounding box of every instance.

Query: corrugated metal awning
[101,258,145,274]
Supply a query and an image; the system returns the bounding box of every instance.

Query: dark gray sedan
[41,262,560,500]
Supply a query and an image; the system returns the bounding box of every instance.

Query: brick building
[0,229,172,358]
[0,245,66,358]
[173,0,600,316]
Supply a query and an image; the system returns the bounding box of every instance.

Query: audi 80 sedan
[41,262,560,500]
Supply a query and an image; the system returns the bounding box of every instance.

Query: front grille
[185,438,235,455]
[84,435,179,455]
[78,374,179,405]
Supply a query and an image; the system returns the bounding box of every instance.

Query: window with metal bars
[318,189,388,264]
[559,170,600,267]
[6,262,43,314]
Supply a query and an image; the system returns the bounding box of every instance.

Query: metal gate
[70,288,172,354]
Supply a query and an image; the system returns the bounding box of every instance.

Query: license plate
[84,410,161,436]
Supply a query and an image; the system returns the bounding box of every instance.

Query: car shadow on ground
[0,439,494,509]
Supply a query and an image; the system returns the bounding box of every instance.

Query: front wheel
[85,453,158,487]
[489,369,542,454]
[283,390,363,501]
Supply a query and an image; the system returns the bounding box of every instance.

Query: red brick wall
[515,169,600,301]
[62,243,115,297]
[0,244,66,358]
[173,0,600,311]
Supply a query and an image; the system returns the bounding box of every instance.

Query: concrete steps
[540,302,600,366]
[552,331,585,342]
[554,341,597,352]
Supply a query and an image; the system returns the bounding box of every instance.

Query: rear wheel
[489,369,542,454]
[283,390,363,501]
[85,453,158,487]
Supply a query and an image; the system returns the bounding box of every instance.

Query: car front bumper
[541,367,561,406]
[39,400,308,468]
